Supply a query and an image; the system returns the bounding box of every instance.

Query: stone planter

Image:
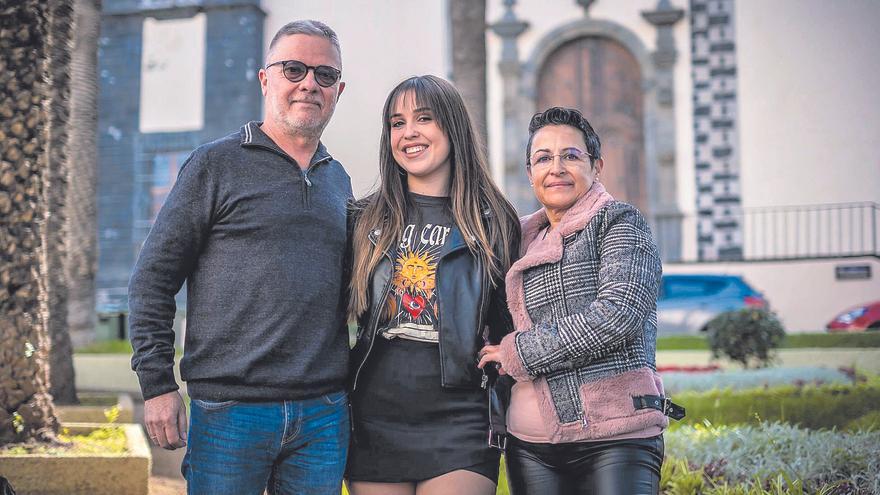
[0,423,151,495]
[55,392,135,423]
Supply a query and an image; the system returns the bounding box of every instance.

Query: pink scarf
[505,182,614,331]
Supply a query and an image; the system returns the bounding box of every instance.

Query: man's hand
[144,390,187,450]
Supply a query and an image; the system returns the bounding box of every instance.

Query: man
[129,20,352,494]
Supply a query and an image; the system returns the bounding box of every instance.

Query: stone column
[490,0,535,214]
[642,0,685,261]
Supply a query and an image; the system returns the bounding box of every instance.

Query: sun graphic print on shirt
[392,248,437,320]
[381,220,451,343]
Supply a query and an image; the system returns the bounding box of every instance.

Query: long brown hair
[348,75,520,319]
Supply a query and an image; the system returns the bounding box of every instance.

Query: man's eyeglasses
[265,59,342,88]
[528,148,592,170]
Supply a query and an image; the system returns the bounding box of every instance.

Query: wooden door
[536,37,647,213]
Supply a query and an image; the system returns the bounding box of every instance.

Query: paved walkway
[149,476,185,495]
[73,354,184,395]
[656,348,880,374]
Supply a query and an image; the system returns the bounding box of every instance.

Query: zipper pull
[303,174,312,187]
[582,415,589,428]
[480,372,489,389]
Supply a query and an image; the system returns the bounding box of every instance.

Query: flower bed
[658,364,723,373]
[664,422,880,494]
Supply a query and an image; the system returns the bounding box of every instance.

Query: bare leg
[416,469,497,495]
[349,481,416,495]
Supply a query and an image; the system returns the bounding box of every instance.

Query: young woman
[346,75,520,495]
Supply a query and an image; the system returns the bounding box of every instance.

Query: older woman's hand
[477,344,508,375]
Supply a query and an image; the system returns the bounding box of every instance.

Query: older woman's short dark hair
[526,107,601,167]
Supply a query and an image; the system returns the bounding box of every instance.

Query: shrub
[671,382,880,430]
[665,422,880,494]
[844,410,880,432]
[661,460,854,495]
[707,309,786,368]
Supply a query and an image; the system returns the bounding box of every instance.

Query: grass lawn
[657,331,880,350]
[76,339,134,354]
[78,332,880,355]
[76,339,183,355]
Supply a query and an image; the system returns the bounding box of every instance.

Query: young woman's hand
[477,345,507,375]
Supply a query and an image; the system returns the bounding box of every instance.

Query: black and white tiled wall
[690,0,743,260]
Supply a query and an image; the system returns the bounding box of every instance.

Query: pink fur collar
[505,182,614,330]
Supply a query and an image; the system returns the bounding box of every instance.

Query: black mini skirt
[346,336,500,483]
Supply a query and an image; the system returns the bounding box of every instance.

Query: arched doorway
[536,36,647,214]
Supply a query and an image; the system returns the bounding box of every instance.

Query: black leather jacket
[350,223,516,391]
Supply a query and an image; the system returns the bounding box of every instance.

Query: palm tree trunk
[48,0,102,405]
[65,0,100,352]
[45,0,78,405]
[0,0,64,445]
[449,0,488,146]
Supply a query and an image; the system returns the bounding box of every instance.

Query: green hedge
[672,382,880,429]
[657,332,880,351]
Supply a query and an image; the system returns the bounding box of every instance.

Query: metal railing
[655,201,880,263]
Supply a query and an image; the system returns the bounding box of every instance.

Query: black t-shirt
[378,193,454,343]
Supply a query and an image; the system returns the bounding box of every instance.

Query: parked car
[656,274,768,334]
[826,300,880,332]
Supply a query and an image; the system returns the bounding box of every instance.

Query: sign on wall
[835,264,872,281]
[139,13,206,133]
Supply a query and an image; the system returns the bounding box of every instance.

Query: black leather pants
[505,434,664,495]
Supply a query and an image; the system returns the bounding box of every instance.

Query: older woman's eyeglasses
[265,59,342,87]
[528,148,592,170]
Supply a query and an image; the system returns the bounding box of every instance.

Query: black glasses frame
[527,148,593,169]
[265,59,342,87]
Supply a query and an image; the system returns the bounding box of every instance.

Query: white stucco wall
[261,0,450,196]
[257,0,879,237]
[736,0,880,208]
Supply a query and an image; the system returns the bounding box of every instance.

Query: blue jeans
[182,391,349,495]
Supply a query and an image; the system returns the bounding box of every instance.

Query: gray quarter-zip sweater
[129,122,353,401]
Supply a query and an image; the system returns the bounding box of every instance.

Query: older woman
[479,107,683,494]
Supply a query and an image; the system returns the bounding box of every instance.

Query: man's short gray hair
[267,20,341,62]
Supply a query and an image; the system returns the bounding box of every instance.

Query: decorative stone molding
[575,0,597,16]
[642,2,685,106]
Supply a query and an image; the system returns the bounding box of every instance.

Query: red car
[826,300,880,332]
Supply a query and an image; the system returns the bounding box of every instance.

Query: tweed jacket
[499,182,668,443]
